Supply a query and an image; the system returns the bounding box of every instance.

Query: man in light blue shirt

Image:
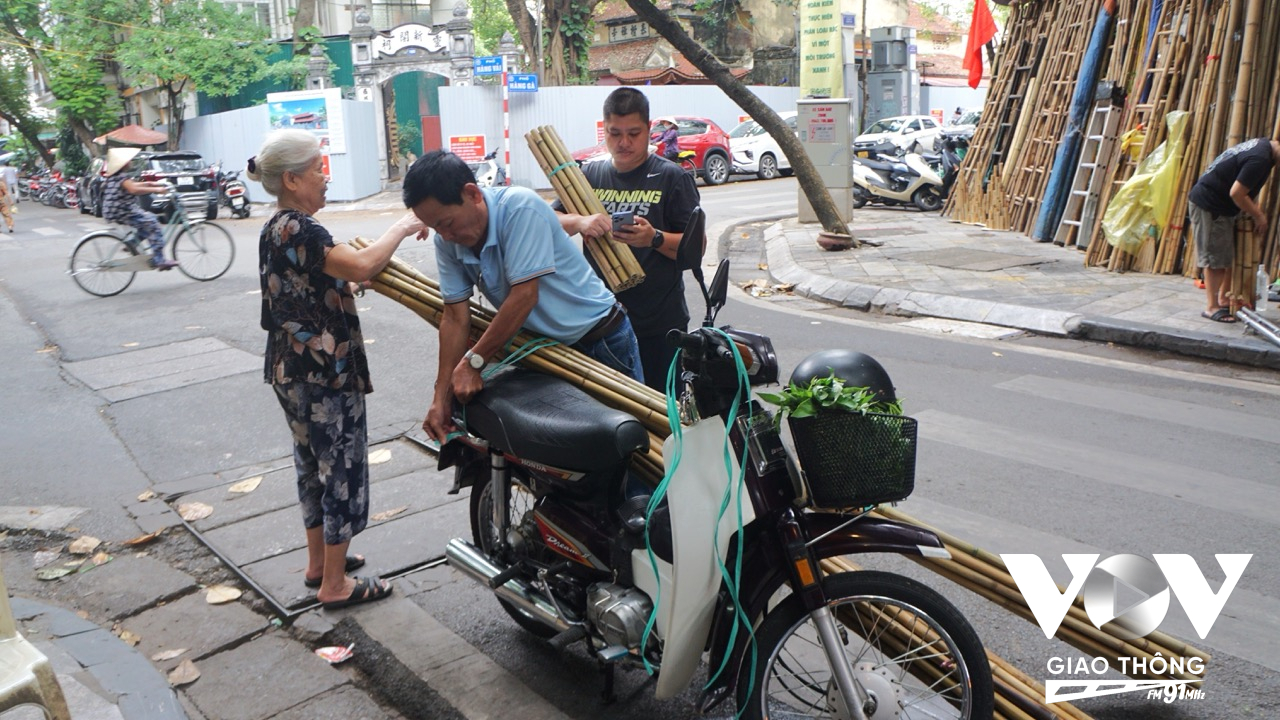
[404,150,642,442]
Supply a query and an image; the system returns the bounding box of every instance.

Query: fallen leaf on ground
[178,502,214,522]
[757,262,769,270]
[364,338,376,345]
[775,283,795,292]
[76,611,89,619]
[992,352,1003,357]
[36,568,72,581]
[152,648,188,662]
[33,549,61,568]
[63,559,85,568]
[368,448,392,465]
[228,476,262,494]
[370,505,408,522]
[68,536,101,554]
[123,529,163,546]
[122,342,139,348]
[137,490,156,502]
[205,585,242,604]
[118,630,141,646]
[168,659,200,686]
[79,552,112,572]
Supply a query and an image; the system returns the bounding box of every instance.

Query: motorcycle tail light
[227,187,244,196]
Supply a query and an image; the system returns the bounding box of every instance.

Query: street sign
[841,13,857,27]
[473,56,503,75]
[508,74,538,92]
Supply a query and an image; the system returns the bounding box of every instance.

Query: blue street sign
[474,55,503,75]
[508,73,538,92]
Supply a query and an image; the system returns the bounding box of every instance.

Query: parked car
[729,111,797,180]
[854,115,943,155]
[571,115,733,186]
[935,108,981,152]
[77,156,107,217]
[127,150,218,221]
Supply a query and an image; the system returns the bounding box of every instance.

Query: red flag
[963,0,998,89]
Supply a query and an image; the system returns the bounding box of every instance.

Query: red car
[571,115,733,186]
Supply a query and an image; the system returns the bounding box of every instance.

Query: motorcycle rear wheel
[469,468,560,639]
[738,571,993,720]
[852,187,870,209]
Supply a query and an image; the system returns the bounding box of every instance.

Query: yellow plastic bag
[1118,125,1147,161]
[1102,111,1188,255]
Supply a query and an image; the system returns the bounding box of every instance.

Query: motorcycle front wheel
[913,186,944,212]
[469,468,560,639]
[738,571,993,720]
[852,187,870,209]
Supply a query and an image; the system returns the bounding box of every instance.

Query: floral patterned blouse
[259,209,371,392]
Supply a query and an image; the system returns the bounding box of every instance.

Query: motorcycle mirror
[704,259,730,327]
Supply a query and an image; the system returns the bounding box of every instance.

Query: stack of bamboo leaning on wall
[358,125,1208,714]
[946,0,1279,310]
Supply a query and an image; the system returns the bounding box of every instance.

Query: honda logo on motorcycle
[1001,553,1250,640]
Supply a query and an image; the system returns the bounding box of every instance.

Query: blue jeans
[577,315,644,384]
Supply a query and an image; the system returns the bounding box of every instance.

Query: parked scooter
[441,209,994,718]
[853,142,946,212]
[214,163,251,219]
[937,130,967,200]
[471,149,507,187]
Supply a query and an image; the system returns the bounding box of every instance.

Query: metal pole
[502,55,511,185]
[1237,308,1280,348]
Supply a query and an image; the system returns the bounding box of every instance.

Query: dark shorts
[1188,201,1235,268]
[273,382,369,546]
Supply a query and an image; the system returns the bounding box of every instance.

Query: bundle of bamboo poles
[524,125,645,293]
[947,0,1279,302]
[358,245,1209,713]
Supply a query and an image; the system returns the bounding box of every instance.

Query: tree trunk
[504,0,539,74]
[0,108,56,168]
[621,0,853,240]
[545,23,568,86]
[166,82,186,151]
[292,0,318,51]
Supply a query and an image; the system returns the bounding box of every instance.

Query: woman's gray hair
[246,129,321,197]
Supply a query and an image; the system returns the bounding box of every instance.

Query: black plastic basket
[788,411,918,510]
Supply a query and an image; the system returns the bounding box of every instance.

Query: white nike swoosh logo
[647,173,661,178]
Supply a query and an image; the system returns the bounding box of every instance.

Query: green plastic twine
[548,161,576,177]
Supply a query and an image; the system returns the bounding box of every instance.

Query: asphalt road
[3,183,1278,719]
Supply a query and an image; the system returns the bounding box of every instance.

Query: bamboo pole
[1226,0,1264,146]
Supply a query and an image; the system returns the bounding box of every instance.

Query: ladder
[1054,97,1122,247]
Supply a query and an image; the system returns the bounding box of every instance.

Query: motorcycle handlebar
[665,328,754,370]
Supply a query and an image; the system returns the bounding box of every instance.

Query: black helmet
[789,350,896,403]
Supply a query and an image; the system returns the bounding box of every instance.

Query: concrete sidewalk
[761,209,1280,369]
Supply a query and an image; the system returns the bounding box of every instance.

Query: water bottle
[1258,265,1270,312]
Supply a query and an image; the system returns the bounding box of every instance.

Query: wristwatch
[650,229,664,249]
[463,350,485,370]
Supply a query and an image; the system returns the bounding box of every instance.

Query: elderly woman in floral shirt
[250,129,425,610]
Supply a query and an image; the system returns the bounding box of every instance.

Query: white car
[853,115,943,155]
[729,111,797,180]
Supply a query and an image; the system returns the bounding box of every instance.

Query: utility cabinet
[796,98,853,224]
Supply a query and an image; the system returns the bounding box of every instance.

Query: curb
[10,596,186,720]
[760,219,1280,367]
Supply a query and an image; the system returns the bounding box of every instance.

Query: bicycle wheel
[739,571,993,719]
[173,221,235,281]
[69,232,138,297]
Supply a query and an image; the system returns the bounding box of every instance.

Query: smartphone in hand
[611,210,635,233]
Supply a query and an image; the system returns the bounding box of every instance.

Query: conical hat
[104,147,141,177]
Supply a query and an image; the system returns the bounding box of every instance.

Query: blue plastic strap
[548,161,575,177]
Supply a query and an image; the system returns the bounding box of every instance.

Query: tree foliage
[114,0,299,149]
[472,0,519,56]
[504,0,602,85]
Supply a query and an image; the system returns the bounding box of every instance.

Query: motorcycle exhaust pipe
[445,538,572,634]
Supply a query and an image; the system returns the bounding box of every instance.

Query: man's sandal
[1201,308,1237,323]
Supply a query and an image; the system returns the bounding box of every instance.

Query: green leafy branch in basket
[758,372,904,429]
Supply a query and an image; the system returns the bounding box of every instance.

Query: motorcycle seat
[858,158,902,173]
[462,368,649,472]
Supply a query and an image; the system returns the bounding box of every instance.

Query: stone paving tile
[120,591,268,672]
[182,633,346,720]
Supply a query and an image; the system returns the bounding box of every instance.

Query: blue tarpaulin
[1032,6,1114,242]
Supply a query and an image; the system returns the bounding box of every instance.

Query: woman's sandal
[303,554,366,588]
[320,576,393,611]
[1201,308,1237,323]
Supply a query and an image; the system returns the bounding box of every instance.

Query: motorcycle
[853,143,945,212]
[937,130,968,201]
[441,210,994,718]
[470,149,507,188]
[215,163,251,219]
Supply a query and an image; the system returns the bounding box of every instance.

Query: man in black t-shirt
[1187,137,1280,322]
[556,88,703,391]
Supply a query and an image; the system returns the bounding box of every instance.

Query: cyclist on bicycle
[101,147,180,270]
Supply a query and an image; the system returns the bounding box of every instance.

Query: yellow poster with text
[800,0,843,98]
